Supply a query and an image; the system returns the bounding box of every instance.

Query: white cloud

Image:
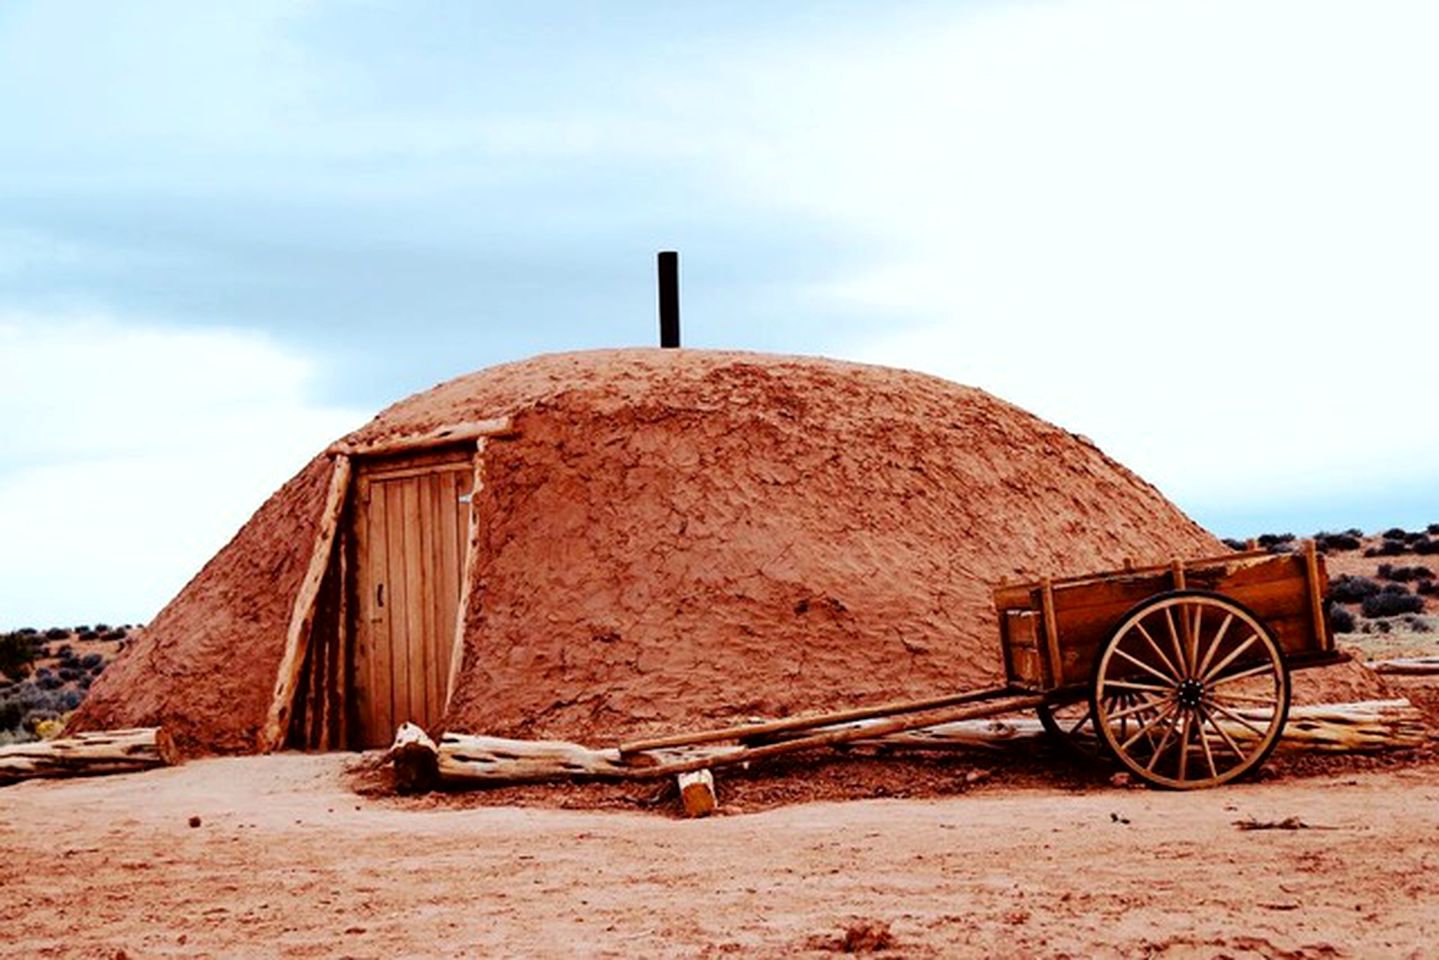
[0,314,366,628]
[690,0,1439,517]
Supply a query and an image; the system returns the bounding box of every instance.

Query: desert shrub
[71,625,90,634]
[1428,523,1439,535]
[93,623,109,632]
[16,627,35,636]
[77,630,98,641]
[79,652,102,670]
[1328,604,1357,633]
[1315,531,1362,552]
[57,667,77,682]
[58,689,81,711]
[1379,564,1435,582]
[0,633,36,680]
[1257,533,1295,548]
[101,628,127,641]
[1222,538,1248,551]
[1383,527,1408,540]
[1330,575,1380,603]
[1419,580,1438,596]
[1363,591,1426,617]
[36,673,63,691]
[0,697,22,731]
[0,681,73,734]
[43,627,67,641]
[1414,538,1439,556]
[78,674,93,689]
[1364,540,1407,557]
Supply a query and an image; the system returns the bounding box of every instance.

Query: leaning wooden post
[260,454,352,752]
[443,438,489,714]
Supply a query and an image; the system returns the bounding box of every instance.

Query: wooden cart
[598,541,1344,792]
[991,540,1343,788]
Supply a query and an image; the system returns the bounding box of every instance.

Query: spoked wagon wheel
[1090,590,1290,789]
[1037,693,1145,759]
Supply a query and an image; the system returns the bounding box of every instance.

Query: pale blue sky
[2,1,1436,626]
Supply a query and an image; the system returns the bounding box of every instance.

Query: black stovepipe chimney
[657,251,680,348]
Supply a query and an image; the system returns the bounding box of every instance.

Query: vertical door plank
[383,480,409,734]
[352,477,374,746]
[400,477,428,727]
[436,469,462,717]
[424,472,445,726]
[423,472,446,728]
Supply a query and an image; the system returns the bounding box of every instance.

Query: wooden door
[352,449,473,747]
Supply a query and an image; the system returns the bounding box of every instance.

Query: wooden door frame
[346,441,485,748]
[259,415,511,753]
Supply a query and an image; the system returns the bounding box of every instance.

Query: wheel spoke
[1195,613,1233,680]
[1209,661,1278,688]
[1162,608,1189,679]
[1209,691,1279,707]
[1209,700,1272,739]
[1103,679,1176,694]
[1112,645,1181,686]
[1196,711,1219,779]
[1177,712,1192,781]
[1106,697,1165,724]
[1133,621,1183,681]
[1188,605,1203,677]
[1199,704,1247,760]
[1202,632,1259,683]
[1064,711,1092,737]
[1120,702,1176,752]
[1145,710,1184,772]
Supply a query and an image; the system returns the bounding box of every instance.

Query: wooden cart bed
[993,541,1339,694]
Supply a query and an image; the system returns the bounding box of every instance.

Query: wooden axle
[618,685,1017,755]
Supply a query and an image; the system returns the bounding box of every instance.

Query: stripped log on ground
[437,695,1042,785]
[389,722,440,793]
[677,769,717,817]
[423,699,1429,786]
[0,728,179,784]
[1365,657,1439,676]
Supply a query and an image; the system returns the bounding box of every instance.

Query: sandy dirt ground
[4,753,1438,959]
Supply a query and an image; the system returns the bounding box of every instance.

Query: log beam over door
[329,417,514,459]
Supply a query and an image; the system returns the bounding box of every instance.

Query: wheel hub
[1175,678,1205,709]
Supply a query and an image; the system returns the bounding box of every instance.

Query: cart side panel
[1002,609,1046,689]
[1046,554,1320,686]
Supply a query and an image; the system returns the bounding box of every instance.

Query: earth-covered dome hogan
[73,349,1226,755]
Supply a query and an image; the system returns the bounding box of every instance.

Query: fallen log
[425,699,1429,786]
[1364,656,1439,676]
[678,769,717,817]
[389,722,440,793]
[0,727,179,784]
[437,695,1042,785]
[1257,699,1430,753]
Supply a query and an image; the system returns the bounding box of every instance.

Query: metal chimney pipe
[657,251,680,348]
